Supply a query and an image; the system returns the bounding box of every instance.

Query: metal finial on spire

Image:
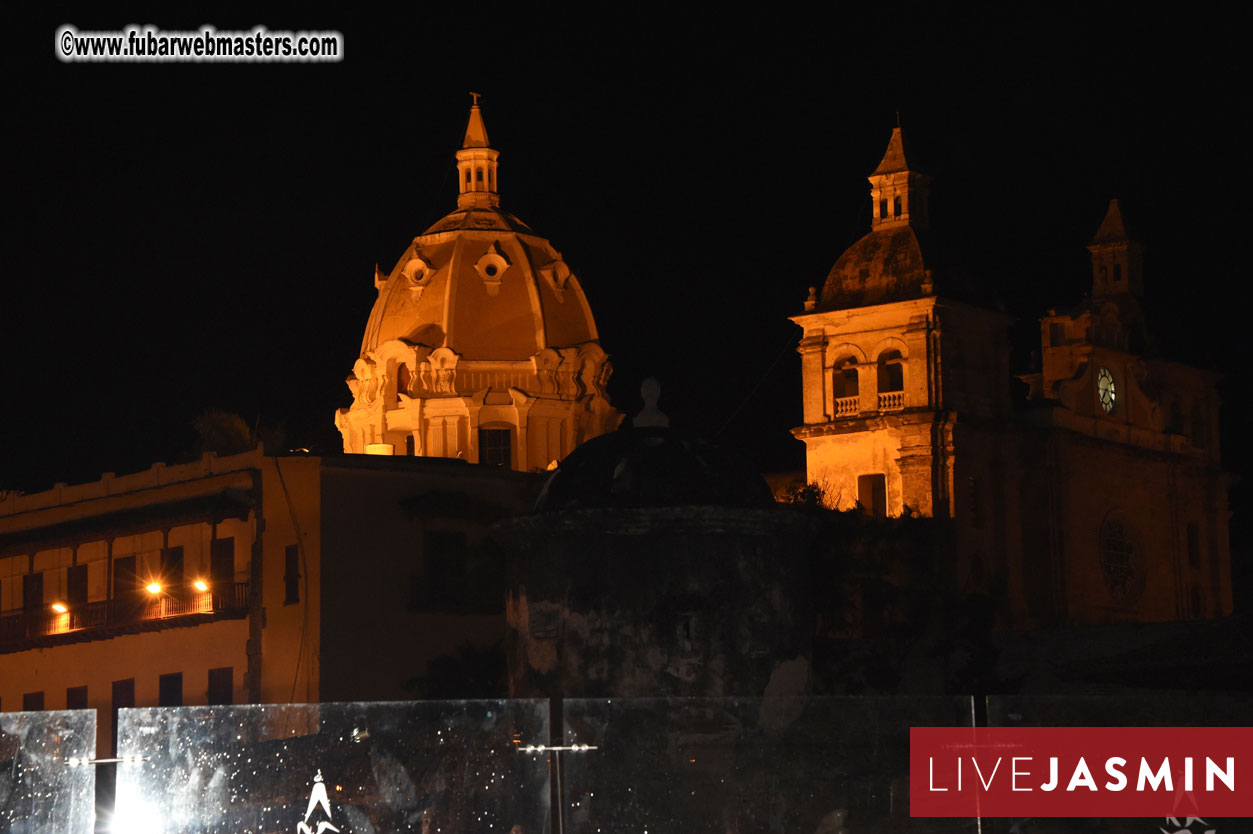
[469,91,481,106]
[896,108,901,128]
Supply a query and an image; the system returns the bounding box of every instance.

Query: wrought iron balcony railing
[0,582,249,649]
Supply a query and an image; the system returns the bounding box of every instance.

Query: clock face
[1097,367,1116,413]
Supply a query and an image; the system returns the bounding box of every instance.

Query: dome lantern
[456,93,500,209]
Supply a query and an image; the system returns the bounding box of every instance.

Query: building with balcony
[0,448,540,763]
[790,128,1232,630]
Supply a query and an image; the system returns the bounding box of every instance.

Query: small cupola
[455,92,500,209]
[868,126,931,230]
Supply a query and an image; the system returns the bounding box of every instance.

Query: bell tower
[1087,198,1144,298]
[792,125,1012,524]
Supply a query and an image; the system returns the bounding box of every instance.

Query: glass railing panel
[562,696,977,833]
[0,708,97,834]
[115,699,549,834]
[984,694,1253,834]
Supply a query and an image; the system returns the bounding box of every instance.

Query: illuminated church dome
[815,127,936,310]
[336,98,621,469]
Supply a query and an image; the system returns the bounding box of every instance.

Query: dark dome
[534,426,775,512]
[819,225,932,309]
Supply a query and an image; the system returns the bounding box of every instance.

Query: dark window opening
[163,546,184,597]
[68,564,87,608]
[1187,523,1201,569]
[111,678,134,755]
[857,474,887,518]
[284,544,300,605]
[464,169,471,183]
[424,530,468,609]
[23,571,44,614]
[66,685,88,710]
[478,428,511,467]
[1049,323,1065,346]
[879,198,888,219]
[893,196,902,217]
[208,668,233,706]
[159,673,183,707]
[405,434,416,456]
[833,363,858,399]
[476,169,483,182]
[67,564,88,628]
[210,538,234,609]
[1113,263,1122,283]
[112,555,141,621]
[877,350,904,393]
[23,691,44,711]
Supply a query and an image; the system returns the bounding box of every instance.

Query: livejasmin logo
[909,728,1252,818]
[926,753,1234,794]
[297,770,343,834]
[1161,818,1215,834]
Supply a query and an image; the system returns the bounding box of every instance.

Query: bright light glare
[145,582,161,595]
[109,797,164,834]
[193,580,209,592]
[51,602,68,613]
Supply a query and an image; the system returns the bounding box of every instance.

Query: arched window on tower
[832,359,859,416]
[879,199,888,220]
[893,196,902,218]
[877,350,904,410]
[476,168,484,183]
[465,169,471,184]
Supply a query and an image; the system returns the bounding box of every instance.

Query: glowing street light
[51,602,68,613]
[193,579,209,592]
[145,582,161,595]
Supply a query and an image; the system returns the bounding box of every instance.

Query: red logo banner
[910,727,1253,818]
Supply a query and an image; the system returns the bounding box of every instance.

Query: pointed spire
[1087,199,1143,297]
[462,92,491,148]
[872,127,912,175]
[455,93,500,210]
[1090,198,1132,245]
[867,125,930,230]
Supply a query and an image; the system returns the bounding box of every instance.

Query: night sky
[4,8,1248,554]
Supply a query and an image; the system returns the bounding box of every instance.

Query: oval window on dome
[402,256,431,292]
[475,247,510,295]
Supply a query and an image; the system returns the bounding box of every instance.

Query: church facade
[334,102,622,470]
[791,128,1233,629]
